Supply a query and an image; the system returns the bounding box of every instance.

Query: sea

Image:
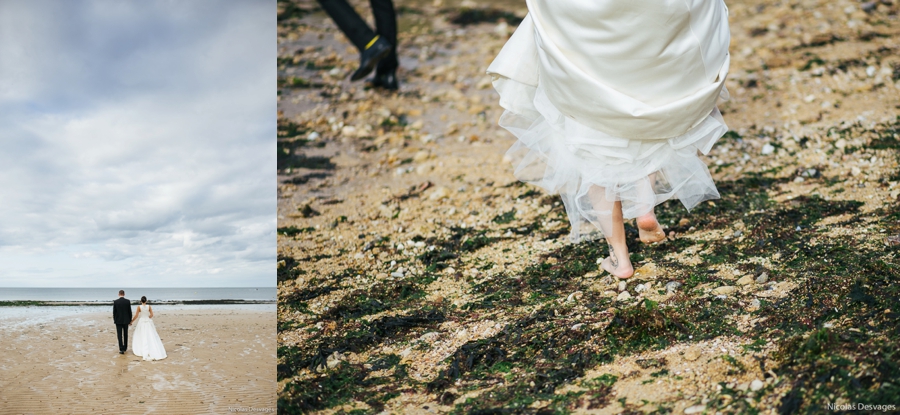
[0,287,276,329]
[0,287,275,302]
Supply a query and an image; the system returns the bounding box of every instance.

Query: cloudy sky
[0,1,274,287]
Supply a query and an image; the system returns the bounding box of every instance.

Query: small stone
[326,351,344,368]
[618,281,627,292]
[684,404,706,414]
[756,272,768,284]
[445,267,456,274]
[851,166,861,176]
[761,143,775,155]
[635,284,647,293]
[678,218,690,227]
[835,138,847,150]
[409,120,424,130]
[749,299,761,310]
[571,323,584,331]
[429,186,450,200]
[683,348,701,361]
[737,382,750,392]
[736,275,755,286]
[750,379,764,391]
[419,332,440,342]
[666,281,682,293]
[566,291,583,302]
[307,131,320,141]
[616,291,632,302]
[413,150,430,163]
[416,164,433,175]
[711,286,736,295]
[866,65,876,77]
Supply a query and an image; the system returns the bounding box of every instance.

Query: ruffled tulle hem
[494,76,729,243]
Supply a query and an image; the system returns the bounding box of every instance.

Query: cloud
[0,0,275,287]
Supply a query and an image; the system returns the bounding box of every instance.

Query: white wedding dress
[132,304,167,361]
[488,0,731,242]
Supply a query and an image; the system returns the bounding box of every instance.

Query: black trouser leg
[116,324,128,351]
[316,0,377,52]
[370,0,398,74]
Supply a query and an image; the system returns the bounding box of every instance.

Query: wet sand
[0,308,275,414]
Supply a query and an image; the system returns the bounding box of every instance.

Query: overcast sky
[0,1,274,287]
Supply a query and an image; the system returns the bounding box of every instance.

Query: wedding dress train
[132,305,167,361]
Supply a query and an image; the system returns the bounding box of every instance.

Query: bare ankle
[602,245,634,278]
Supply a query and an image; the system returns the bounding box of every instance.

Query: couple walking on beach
[113,290,167,361]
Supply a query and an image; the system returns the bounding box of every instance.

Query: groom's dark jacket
[113,297,132,325]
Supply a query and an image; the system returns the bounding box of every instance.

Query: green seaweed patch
[492,209,517,224]
[418,226,503,271]
[430,308,616,412]
[605,300,691,353]
[520,242,602,301]
[278,307,445,380]
[320,279,426,321]
[463,272,527,311]
[277,226,315,237]
[278,255,307,282]
[278,153,335,172]
[278,360,407,414]
[773,328,900,414]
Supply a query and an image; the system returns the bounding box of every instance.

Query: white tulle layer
[496,77,728,242]
[132,317,167,361]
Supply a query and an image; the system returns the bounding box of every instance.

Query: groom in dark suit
[113,290,133,354]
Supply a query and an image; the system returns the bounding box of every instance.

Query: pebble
[684,404,706,414]
[761,143,775,155]
[736,275,755,286]
[570,323,583,331]
[749,299,761,309]
[635,284,647,293]
[711,286,735,295]
[618,281,627,292]
[666,281,682,293]
[616,291,632,302]
[750,379,764,391]
[835,138,847,150]
[429,187,450,200]
[683,348,701,361]
[756,272,769,284]
[566,291,583,302]
[306,131,320,141]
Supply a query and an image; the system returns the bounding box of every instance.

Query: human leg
[116,324,126,352]
[316,0,392,81]
[370,0,398,75]
[588,186,634,279]
[316,0,376,51]
[636,173,666,243]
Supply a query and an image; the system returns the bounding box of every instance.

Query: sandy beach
[0,307,276,414]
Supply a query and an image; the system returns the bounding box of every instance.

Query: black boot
[369,71,399,90]
[350,36,392,81]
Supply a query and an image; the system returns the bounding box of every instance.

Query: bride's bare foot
[637,213,666,244]
[600,246,633,279]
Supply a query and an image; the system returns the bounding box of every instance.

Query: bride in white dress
[488,0,730,278]
[130,296,167,361]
